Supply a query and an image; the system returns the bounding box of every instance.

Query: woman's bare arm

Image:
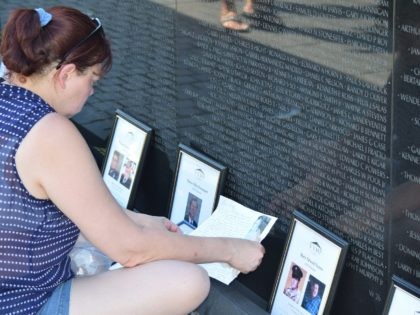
[16,113,264,273]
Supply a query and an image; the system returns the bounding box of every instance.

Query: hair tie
[35,8,52,27]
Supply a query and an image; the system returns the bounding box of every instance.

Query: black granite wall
[1,1,419,314]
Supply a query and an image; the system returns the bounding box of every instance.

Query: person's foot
[243,0,255,15]
[220,13,250,32]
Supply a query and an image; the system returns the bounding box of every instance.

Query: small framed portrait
[168,144,227,234]
[102,109,152,209]
[382,275,420,315]
[269,210,348,315]
[183,192,202,228]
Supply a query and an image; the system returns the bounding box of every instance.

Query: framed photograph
[269,210,348,315]
[102,109,152,209]
[382,275,420,315]
[168,144,227,234]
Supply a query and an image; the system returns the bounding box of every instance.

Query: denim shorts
[37,280,72,315]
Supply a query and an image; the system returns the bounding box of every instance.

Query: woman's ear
[56,64,77,89]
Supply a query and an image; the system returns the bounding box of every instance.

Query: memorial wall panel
[1,0,418,314]
[390,0,420,293]
[172,1,393,313]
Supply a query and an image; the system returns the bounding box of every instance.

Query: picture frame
[382,275,420,315]
[268,210,348,315]
[167,144,227,234]
[102,109,152,209]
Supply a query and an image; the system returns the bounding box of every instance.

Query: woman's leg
[69,260,210,315]
[243,0,255,14]
[220,0,250,31]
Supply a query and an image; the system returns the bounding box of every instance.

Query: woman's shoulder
[34,112,76,134]
[27,113,88,153]
[16,112,90,199]
[37,112,73,127]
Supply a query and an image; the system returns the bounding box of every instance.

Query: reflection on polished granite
[168,0,392,86]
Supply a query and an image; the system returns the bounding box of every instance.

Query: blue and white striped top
[0,83,79,314]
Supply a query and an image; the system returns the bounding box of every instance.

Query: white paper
[109,196,277,281]
[190,196,277,285]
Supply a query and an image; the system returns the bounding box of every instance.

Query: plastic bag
[69,237,113,277]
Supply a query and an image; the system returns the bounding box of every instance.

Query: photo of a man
[119,159,136,189]
[108,150,123,181]
[302,276,325,315]
[184,193,202,228]
[283,263,305,303]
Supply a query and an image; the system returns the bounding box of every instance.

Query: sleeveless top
[0,83,80,315]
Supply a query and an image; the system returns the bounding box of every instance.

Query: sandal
[220,14,250,32]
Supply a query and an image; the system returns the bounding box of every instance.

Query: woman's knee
[173,262,210,307]
[145,260,210,314]
[188,263,210,302]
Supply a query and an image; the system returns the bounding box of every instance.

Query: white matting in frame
[382,275,420,315]
[269,210,348,315]
[102,109,152,209]
[168,144,227,234]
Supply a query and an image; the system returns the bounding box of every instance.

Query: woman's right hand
[226,238,265,273]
